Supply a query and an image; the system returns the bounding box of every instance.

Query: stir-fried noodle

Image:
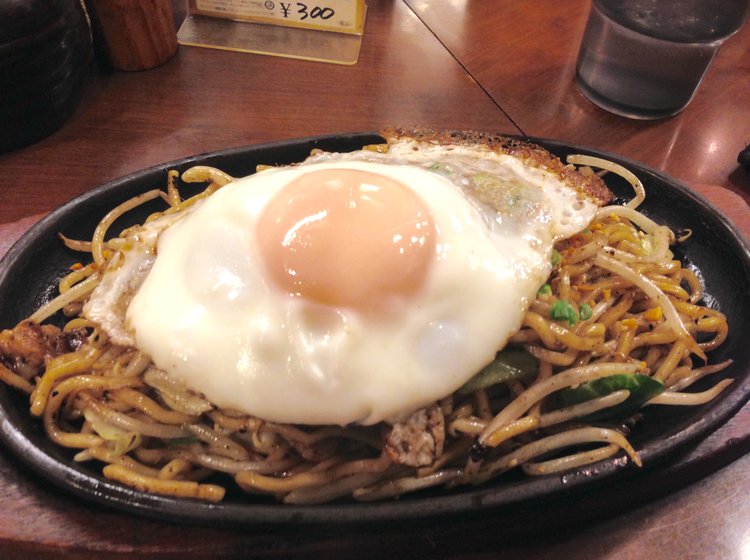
[0,155,732,504]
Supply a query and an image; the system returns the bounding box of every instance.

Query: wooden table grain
[0,0,517,230]
[0,1,749,558]
[405,0,750,199]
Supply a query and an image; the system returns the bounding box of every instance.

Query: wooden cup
[86,0,178,71]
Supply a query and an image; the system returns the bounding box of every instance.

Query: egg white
[85,154,598,426]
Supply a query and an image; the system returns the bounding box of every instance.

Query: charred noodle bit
[143,368,213,415]
[166,170,182,207]
[30,347,100,415]
[185,423,251,461]
[473,389,493,420]
[0,132,733,504]
[181,165,234,187]
[158,458,193,480]
[43,376,139,448]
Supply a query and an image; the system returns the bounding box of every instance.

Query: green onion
[537,284,552,296]
[428,162,453,176]
[550,300,578,326]
[550,249,562,267]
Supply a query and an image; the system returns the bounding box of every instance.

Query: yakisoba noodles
[0,136,732,505]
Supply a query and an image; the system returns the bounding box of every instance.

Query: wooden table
[1,1,749,558]
[406,0,750,197]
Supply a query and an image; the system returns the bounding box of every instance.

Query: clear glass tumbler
[575,0,750,119]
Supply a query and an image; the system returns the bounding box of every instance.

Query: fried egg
[83,133,606,426]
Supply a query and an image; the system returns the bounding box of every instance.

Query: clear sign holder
[177,1,367,65]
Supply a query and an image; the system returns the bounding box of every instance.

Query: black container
[0,0,93,153]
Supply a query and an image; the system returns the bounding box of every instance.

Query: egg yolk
[257,168,436,310]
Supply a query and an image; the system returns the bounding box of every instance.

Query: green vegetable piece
[550,249,562,267]
[556,374,665,421]
[538,284,552,296]
[459,348,538,394]
[550,300,579,325]
[579,303,593,321]
[428,162,453,176]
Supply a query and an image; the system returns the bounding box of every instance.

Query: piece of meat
[384,404,445,467]
[381,127,613,206]
[0,320,85,380]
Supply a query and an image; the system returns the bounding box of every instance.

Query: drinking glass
[575,0,750,119]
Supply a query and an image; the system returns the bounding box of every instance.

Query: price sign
[190,0,366,34]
